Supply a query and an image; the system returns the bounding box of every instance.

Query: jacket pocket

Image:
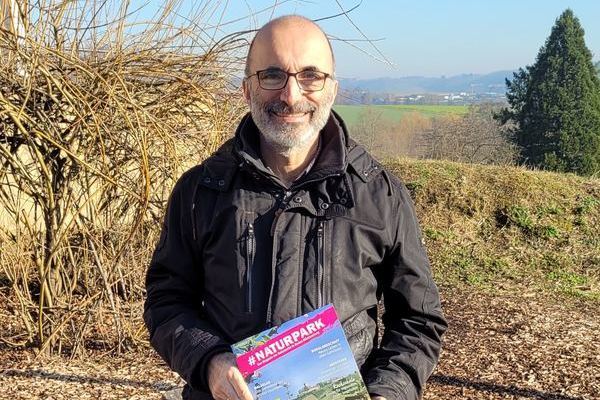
[245,221,255,313]
[343,310,376,369]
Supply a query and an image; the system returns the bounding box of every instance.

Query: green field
[333,104,469,126]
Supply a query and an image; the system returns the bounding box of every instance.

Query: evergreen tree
[498,9,600,176]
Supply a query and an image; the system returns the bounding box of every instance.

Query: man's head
[242,16,338,155]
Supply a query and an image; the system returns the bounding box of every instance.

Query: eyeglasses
[246,68,331,92]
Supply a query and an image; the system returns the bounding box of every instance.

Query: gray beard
[249,92,333,156]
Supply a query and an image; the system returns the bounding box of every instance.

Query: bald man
[144,16,447,400]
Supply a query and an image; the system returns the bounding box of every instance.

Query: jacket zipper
[317,220,325,308]
[191,203,196,241]
[245,222,255,313]
[191,183,203,242]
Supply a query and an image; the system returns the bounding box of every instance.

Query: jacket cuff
[190,344,233,392]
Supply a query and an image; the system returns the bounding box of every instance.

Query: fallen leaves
[425,288,599,399]
[0,288,598,399]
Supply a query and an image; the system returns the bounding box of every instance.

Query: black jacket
[144,111,447,400]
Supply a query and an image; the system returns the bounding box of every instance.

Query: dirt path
[1,288,598,399]
[425,288,599,400]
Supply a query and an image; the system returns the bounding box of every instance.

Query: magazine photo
[231,304,371,400]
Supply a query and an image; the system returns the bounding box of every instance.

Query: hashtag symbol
[248,356,256,366]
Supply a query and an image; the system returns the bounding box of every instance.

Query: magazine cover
[231,304,370,400]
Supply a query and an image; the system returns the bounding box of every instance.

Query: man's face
[243,20,338,153]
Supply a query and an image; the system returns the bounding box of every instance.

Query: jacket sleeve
[364,181,448,400]
[143,174,230,392]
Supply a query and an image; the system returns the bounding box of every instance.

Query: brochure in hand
[231,304,370,400]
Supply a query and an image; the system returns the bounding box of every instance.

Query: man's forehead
[249,36,333,72]
[247,16,334,72]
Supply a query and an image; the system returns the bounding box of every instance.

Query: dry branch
[0,0,246,355]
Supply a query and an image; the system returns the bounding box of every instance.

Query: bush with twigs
[0,0,246,355]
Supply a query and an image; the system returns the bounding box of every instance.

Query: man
[144,15,447,400]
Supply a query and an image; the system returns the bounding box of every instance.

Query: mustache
[265,101,316,115]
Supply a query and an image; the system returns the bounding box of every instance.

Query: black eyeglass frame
[245,68,332,92]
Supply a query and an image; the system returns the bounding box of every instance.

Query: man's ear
[242,78,251,105]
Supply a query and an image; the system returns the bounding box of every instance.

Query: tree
[422,104,517,165]
[352,108,427,159]
[498,9,600,176]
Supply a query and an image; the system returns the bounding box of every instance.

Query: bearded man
[144,15,447,400]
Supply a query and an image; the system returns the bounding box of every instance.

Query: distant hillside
[339,70,514,95]
[386,158,599,300]
[596,61,600,76]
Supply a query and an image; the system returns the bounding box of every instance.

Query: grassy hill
[386,159,600,301]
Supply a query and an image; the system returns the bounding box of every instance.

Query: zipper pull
[246,221,255,314]
[191,203,197,241]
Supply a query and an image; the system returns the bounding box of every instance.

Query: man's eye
[299,71,324,81]
[260,71,285,81]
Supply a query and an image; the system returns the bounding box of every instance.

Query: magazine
[231,304,370,400]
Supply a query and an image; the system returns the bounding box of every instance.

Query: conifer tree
[498,9,600,176]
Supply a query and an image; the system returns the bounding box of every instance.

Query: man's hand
[207,352,253,400]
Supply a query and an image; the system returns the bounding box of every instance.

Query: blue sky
[137,0,600,78]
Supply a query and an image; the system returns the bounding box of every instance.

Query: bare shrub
[352,107,430,159]
[419,103,517,165]
[352,106,388,155]
[0,0,246,354]
[379,112,430,158]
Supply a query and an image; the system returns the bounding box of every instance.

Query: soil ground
[1,287,598,400]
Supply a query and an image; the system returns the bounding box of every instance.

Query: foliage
[421,103,517,165]
[346,103,516,165]
[498,9,600,176]
[0,0,246,354]
[349,106,429,159]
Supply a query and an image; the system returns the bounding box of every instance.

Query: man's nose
[279,75,303,105]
